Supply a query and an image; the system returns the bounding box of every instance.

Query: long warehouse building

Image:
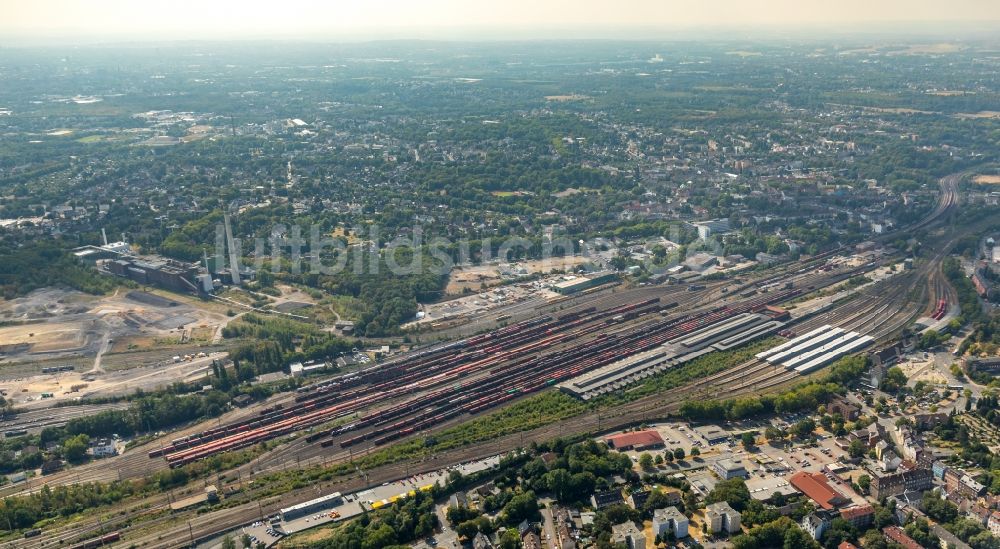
[755,324,874,374]
[559,312,784,399]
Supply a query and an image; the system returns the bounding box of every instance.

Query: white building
[713,458,748,479]
[705,501,741,534]
[989,511,1000,537]
[611,522,645,549]
[89,438,117,458]
[652,507,689,539]
[692,219,731,240]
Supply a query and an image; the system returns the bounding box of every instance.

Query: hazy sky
[3,0,999,42]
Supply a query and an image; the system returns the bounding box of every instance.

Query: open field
[0,287,229,368]
[544,94,590,101]
[973,174,1000,185]
[0,321,88,353]
[925,90,971,96]
[955,111,1000,119]
[0,350,227,409]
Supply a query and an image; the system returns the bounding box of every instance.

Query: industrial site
[2,30,1000,549]
[0,168,995,549]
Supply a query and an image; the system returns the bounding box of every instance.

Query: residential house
[449,491,469,509]
[591,489,624,510]
[611,522,645,549]
[652,507,689,539]
[869,468,932,500]
[914,413,948,430]
[967,503,991,526]
[704,501,741,534]
[883,526,922,549]
[522,531,541,549]
[802,510,837,541]
[89,438,117,458]
[628,490,651,510]
[472,532,493,549]
[988,511,1000,537]
[519,521,541,549]
[932,524,972,549]
[945,469,986,501]
[839,505,874,530]
[828,398,860,421]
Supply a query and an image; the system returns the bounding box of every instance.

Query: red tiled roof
[840,505,874,521]
[838,542,859,549]
[789,471,848,510]
[605,430,664,449]
[883,527,922,549]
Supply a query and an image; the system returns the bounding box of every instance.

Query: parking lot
[238,454,505,546]
[604,417,865,507]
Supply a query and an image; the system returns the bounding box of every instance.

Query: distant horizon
[3,0,1000,46]
[3,21,1000,48]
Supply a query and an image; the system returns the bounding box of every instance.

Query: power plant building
[107,257,202,294]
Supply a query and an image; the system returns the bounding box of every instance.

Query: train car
[340,433,367,448]
[659,301,679,313]
[69,532,121,549]
[304,431,326,443]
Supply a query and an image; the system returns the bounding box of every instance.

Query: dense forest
[0,238,118,299]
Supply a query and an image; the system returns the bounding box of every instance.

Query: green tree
[62,434,90,463]
[792,418,816,438]
[765,426,784,442]
[881,367,908,393]
[706,478,751,511]
[501,492,540,525]
[857,474,871,494]
[363,523,397,549]
[498,528,522,549]
[848,439,866,459]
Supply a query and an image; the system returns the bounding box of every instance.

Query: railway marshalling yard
[0,176,977,549]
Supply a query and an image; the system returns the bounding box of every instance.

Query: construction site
[0,287,230,407]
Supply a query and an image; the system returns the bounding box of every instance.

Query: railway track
[12,171,970,549]
[7,266,930,549]
[148,262,870,470]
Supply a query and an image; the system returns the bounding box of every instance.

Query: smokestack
[101,228,108,246]
[121,233,126,243]
[224,212,241,286]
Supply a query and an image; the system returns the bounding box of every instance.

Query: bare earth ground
[0,287,232,406]
[444,256,591,295]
